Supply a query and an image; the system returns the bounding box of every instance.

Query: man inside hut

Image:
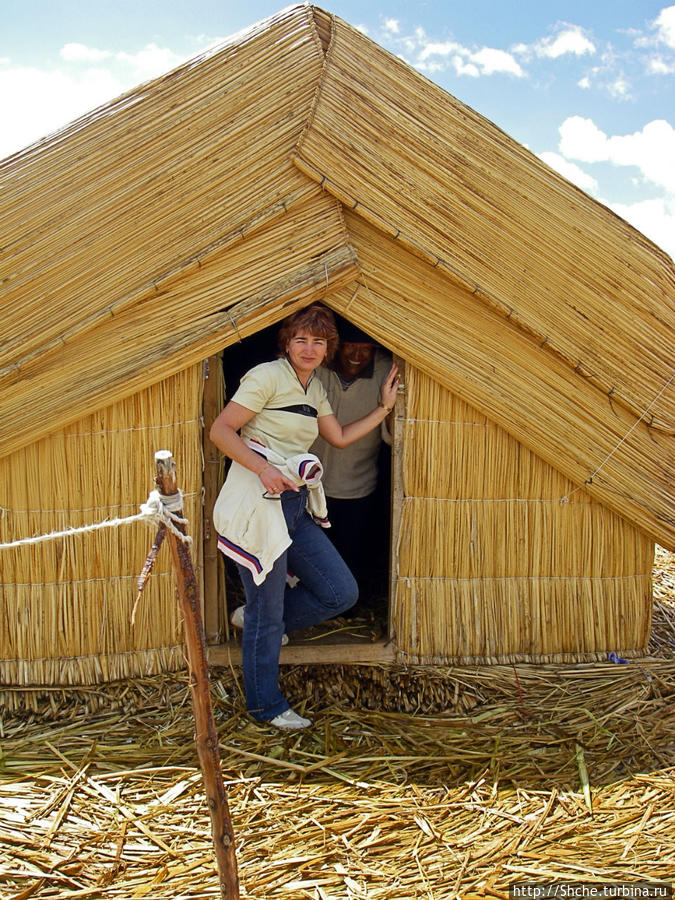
[311,317,393,618]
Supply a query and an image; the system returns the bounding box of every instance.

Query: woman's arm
[318,362,399,449]
[209,401,298,494]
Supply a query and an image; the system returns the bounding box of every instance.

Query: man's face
[336,341,376,380]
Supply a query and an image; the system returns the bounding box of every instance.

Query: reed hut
[1,4,673,694]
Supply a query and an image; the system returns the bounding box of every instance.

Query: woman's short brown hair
[277,304,339,363]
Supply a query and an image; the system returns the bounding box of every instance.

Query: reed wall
[392,366,654,664]
[0,365,204,686]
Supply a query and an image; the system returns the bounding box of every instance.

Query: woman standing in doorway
[210,305,398,730]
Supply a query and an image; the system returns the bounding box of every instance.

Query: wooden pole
[202,355,224,644]
[388,356,405,642]
[153,449,239,899]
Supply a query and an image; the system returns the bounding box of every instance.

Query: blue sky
[2,1,674,257]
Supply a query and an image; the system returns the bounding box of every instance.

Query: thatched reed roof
[1,4,673,548]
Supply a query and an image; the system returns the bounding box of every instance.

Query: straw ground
[1,547,673,899]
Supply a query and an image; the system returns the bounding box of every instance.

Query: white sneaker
[230,606,289,645]
[268,708,312,730]
[229,605,245,629]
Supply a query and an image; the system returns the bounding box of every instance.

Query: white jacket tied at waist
[213,439,330,585]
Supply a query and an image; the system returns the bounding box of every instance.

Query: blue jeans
[236,487,358,721]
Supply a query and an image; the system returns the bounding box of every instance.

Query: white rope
[398,417,493,426]
[43,418,202,439]
[561,371,674,504]
[0,490,192,550]
[139,490,193,545]
[226,307,243,343]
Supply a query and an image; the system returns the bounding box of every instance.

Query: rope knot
[140,490,192,544]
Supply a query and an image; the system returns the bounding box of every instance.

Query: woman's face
[286,329,328,378]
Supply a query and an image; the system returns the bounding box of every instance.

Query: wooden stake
[153,449,239,899]
[388,355,405,643]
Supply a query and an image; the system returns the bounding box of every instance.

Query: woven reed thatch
[0,4,673,688]
[0,367,204,686]
[293,17,674,431]
[292,19,674,548]
[0,5,324,376]
[0,193,357,457]
[326,213,673,548]
[392,366,653,664]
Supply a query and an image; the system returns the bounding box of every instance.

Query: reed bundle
[392,365,653,663]
[0,565,673,898]
[0,5,323,377]
[326,229,655,661]
[293,16,675,433]
[327,211,673,548]
[0,194,358,457]
[0,365,204,686]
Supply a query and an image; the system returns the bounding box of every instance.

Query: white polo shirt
[233,357,333,458]
[213,357,334,583]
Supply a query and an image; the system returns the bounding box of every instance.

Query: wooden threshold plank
[208,637,396,666]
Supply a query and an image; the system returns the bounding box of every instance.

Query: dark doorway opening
[217,313,392,657]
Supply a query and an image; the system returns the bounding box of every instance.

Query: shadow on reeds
[261,658,675,793]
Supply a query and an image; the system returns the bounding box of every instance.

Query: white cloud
[534,26,596,59]
[416,39,523,77]
[381,19,524,78]
[653,5,675,48]
[470,47,524,77]
[514,24,596,62]
[453,57,480,78]
[418,40,463,60]
[61,43,111,63]
[555,116,675,257]
[538,151,599,193]
[559,116,675,194]
[384,18,597,80]
[0,65,124,158]
[648,55,675,73]
[115,44,184,81]
[607,75,632,99]
[607,196,675,258]
[0,40,190,160]
[558,117,608,161]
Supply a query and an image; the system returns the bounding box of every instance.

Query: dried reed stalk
[0,195,358,458]
[0,5,323,376]
[326,212,673,548]
[293,16,675,434]
[0,366,204,686]
[0,595,673,898]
